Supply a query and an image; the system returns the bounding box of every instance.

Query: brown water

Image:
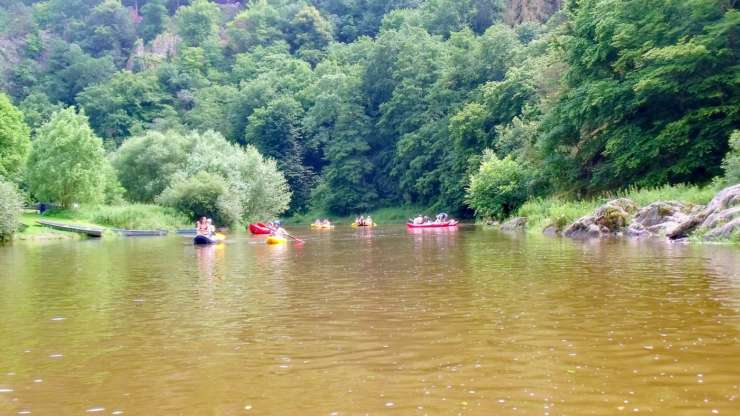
[0,225,739,415]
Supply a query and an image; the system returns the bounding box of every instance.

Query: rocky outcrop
[505,0,563,25]
[563,198,636,238]
[668,184,740,241]
[626,201,697,237]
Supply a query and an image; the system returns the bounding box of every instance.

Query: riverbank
[496,183,739,242]
[15,204,189,241]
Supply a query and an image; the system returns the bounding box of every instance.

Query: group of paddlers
[411,213,449,225]
[354,215,375,226]
[195,217,216,236]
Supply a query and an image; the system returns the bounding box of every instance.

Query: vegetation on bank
[514,183,721,235]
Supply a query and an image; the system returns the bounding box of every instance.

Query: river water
[0,225,738,415]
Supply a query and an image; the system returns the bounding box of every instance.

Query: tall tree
[0,93,31,180]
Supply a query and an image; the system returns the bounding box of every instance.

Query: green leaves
[0,93,31,181]
[25,108,108,207]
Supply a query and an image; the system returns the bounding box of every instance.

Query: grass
[286,205,430,225]
[515,183,720,234]
[15,204,190,240]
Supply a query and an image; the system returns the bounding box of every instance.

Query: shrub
[157,171,241,226]
[466,150,529,220]
[0,179,23,241]
[723,130,740,184]
[85,204,189,230]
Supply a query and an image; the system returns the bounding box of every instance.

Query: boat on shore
[37,220,104,237]
[406,220,459,229]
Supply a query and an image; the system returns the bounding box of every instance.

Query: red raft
[406,220,459,229]
[248,223,272,235]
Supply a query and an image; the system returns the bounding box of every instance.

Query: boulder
[501,217,527,231]
[629,201,694,237]
[564,199,635,238]
[668,184,740,240]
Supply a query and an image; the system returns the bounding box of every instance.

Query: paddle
[283,231,304,244]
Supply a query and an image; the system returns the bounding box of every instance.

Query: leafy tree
[77,0,137,65]
[77,70,174,142]
[0,178,24,241]
[157,170,240,225]
[26,108,107,207]
[42,40,117,105]
[140,0,169,42]
[112,130,192,202]
[245,96,314,212]
[466,149,529,220]
[0,93,31,181]
[226,0,286,54]
[539,0,739,194]
[723,130,740,185]
[174,0,221,47]
[18,91,64,132]
[287,5,334,64]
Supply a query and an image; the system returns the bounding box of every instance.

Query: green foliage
[26,108,107,207]
[518,183,719,233]
[77,71,173,142]
[115,130,291,223]
[112,130,191,202]
[540,1,739,193]
[157,170,239,225]
[466,150,529,220]
[140,0,169,42]
[174,0,221,47]
[18,91,64,132]
[0,178,24,241]
[722,131,740,185]
[0,93,31,180]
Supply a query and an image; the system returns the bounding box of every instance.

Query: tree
[245,96,314,212]
[723,130,740,185]
[174,0,221,47]
[77,71,174,142]
[466,150,529,220]
[157,170,240,225]
[539,1,739,194]
[112,130,192,202]
[26,108,108,207]
[140,0,169,42]
[0,93,31,181]
[226,0,286,54]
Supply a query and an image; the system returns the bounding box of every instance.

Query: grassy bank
[15,204,190,240]
[515,183,719,234]
[287,205,429,225]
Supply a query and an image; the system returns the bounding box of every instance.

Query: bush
[723,130,740,184]
[466,150,529,220]
[0,179,23,241]
[157,171,241,226]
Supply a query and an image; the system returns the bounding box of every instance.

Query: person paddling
[196,216,209,235]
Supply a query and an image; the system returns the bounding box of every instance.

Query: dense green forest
[0,0,738,230]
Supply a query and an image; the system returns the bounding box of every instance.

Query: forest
[0,0,738,237]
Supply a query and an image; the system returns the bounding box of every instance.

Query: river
[0,225,738,415]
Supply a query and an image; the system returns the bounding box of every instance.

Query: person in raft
[322,219,331,226]
[412,215,424,225]
[436,213,449,222]
[313,219,322,227]
[196,216,209,236]
[206,218,216,236]
[365,216,374,226]
[271,221,288,238]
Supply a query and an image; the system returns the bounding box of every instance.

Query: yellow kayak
[351,222,377,228]
[266,235,287,244]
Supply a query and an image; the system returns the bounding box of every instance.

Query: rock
[501,217,527,231]
[543,225,560,236]
[564,198,635,238]
[630,201,694,237]
[669,184,740,240]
